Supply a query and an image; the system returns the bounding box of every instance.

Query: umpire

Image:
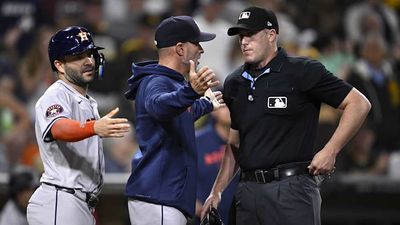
[201,6,371,225]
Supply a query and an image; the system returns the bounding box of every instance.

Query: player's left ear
[54,60,65,74]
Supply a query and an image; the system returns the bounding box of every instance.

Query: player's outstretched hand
[189,60,220,95]
[94,107,130,138]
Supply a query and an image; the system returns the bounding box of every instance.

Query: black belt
[240,161,310,183]
[42,182,99,208]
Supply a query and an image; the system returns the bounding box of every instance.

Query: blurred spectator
[104,0,145,42]
[0,0,36,35]
[12,24,46,174]
[119,14,159,67]
[0,0,48,58]
[194,104,239,225]
[336,124,389,174]
[160,0,196,18]
[194,0,234,82]
[19,25,57,117]
[143,0,169,15]
[0,60,31,171]
[104,123,138,173]
[346,32,400,155]
[115,13,160,121]
[219,0,247,24]
[53,0,85,29]
[312,33,355,80]
[344,0,400,49]
[102,0,130,23]
[0,167,39,225]
[279,1,346,40]
[18,136,42,173]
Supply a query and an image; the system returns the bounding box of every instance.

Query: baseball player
[26,26,130,225]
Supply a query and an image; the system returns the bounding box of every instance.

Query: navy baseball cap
[154,16,216,48]
[228,6,279,36]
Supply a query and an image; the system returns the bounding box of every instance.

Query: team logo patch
[46,104,64,118]
[267,97,287,108]
[77,30,89,42]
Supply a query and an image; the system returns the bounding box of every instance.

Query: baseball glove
[200,206,224,225]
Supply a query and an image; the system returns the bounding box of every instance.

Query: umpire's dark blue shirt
[223,48,352,171]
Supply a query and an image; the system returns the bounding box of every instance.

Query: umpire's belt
[42,182,99,208]
[240,161,310,183]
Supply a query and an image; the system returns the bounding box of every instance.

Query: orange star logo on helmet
[77,30,89,42]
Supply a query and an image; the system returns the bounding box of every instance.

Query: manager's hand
[189,60,219,95]
[200,192,221,220]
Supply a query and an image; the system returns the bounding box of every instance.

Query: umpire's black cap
[154,16,216,48]
[228,6,279,36]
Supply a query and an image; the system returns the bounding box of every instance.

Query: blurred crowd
[1,0,400,180]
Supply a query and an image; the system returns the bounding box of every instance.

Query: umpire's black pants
[234,174,322,225]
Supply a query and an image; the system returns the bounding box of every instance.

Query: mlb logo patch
[267,97,287,108]
[239,11,251,20]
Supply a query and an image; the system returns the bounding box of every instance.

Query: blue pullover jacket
[124,61,213,217]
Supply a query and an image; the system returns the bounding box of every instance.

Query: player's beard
[64,66,94,88]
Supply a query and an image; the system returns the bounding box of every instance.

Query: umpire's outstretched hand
[94,107,130,138]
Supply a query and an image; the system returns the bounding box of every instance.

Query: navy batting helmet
[48,26,105,78]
